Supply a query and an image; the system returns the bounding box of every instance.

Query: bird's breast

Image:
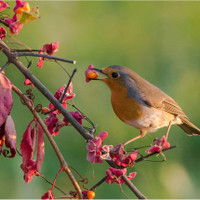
[110,87,145,122]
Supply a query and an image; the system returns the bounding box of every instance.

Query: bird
[92,65,200,146]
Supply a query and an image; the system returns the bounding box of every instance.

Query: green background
[1,1,200,199]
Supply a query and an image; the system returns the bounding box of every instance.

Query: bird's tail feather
[178,116,200,136]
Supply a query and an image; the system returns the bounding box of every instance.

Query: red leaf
[20,120,36,169]
[0,122,5,155]
[36,123,44,173]
[4,115,16,157]
[20,120,44,183]
[41,189,54,200]
[0,73,13,126]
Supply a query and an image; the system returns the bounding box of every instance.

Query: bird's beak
[92,68,106,81]
[93,68,104,74]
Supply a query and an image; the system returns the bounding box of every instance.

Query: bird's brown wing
[136,75,188,118]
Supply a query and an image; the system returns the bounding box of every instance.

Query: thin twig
[55,60,70,76]
[90,176,107,191]
[0,61,10,73]
[135,145,177,163]
[0,19,11,28]
[11,49,43,52]
[69,101,96,132]
[7,35,32,51]
[16,52,76,64]
[60,68,77,103]
[54,196,74,199]
[39,174,67,195]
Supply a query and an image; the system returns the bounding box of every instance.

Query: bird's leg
[122,130,147,146]
[111,130,147,156]
[165,121,172,140]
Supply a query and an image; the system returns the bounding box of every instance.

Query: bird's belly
[124,106,182,132]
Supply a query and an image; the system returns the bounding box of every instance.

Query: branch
[60,68,77,103]
[0,40,146,199]
[15,52,76,64]
[12,84,83,199]
[90,176,107,191]
[0,40,92,141]
[106,159,147,199]
[135,145,177,163]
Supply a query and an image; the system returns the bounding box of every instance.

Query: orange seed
[87,191,95,199]
[87,71,98,79]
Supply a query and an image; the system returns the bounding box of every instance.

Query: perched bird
[92,65,200,145]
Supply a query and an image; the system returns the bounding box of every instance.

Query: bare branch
[60,68,77,103]
[15,52,76,64]
[135,145,177,163]
[90,176,107,191]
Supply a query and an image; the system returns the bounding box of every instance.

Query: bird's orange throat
[106,83,145,123]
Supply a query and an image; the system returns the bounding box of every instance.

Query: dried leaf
[0,73,13,126]
[4,115,16,157]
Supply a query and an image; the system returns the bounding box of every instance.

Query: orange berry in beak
[87,71,98,79]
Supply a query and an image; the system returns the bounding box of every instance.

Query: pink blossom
[5,14,23,35]
[86,131,108,163]
[99,145,113,160]
[37,58,44,68]
[64,111,85,126]
[110,144,138,167]
[13,0,30,14]
[85,64,99,82]
[120,151,138,167]
[43,42,59,56]
[49,84,75,111]
[24,78,34,87]
[37,48,44,68]
[145,136,170,153]
[0,1,9,12]
[106,167,126,185]
[37,43,59,68]
[0,26,7,40]
[44,112,65,136]
[120,172,137,184]
[106,167,137,185]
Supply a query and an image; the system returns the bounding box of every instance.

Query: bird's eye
[111,72,119,78]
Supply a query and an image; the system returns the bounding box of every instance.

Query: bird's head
[93,65,136,91]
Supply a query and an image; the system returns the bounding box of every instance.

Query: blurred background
[1,1,200,199]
